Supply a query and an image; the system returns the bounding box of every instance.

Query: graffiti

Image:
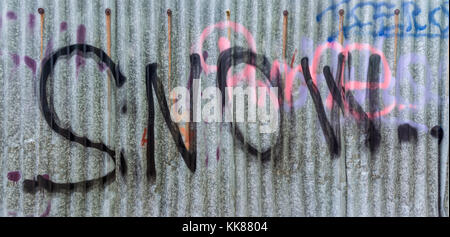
[301,57,340,156]
[316,0,449,40]
[146,63,196,180]
[430,125,444,144]
[8,16,442,193]
[0,5,447,217]
[29,43,389,190]
[191,20,446,134]
[6,11,17,20]
[216,47,283,161]
[305,52,382,155]
[7,172,51,217]
[7,171,21,183]
[25,44,127,193]
[397,123,418,143]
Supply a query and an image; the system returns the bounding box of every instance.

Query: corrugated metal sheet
[0,0,448,217]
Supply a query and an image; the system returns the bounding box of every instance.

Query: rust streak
[105,8,112,146]
[226,10,231,41]
[38,8,45,60]
[393,9,400,77]
[282,10,288,61]
[338,9,344,45]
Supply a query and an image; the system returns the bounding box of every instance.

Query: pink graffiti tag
[311,42,418,119]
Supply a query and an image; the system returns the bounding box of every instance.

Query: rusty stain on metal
[105,8,112,148]
[393,9,400,77]
[338,9,344,45]
[282,10,288,61]
[38,8,44,59]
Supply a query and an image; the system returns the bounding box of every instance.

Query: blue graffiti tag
[317,0,449,41]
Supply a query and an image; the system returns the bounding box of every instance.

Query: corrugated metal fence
[0,0,448,216]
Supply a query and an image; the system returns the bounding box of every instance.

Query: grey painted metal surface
[0,0,448,216]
